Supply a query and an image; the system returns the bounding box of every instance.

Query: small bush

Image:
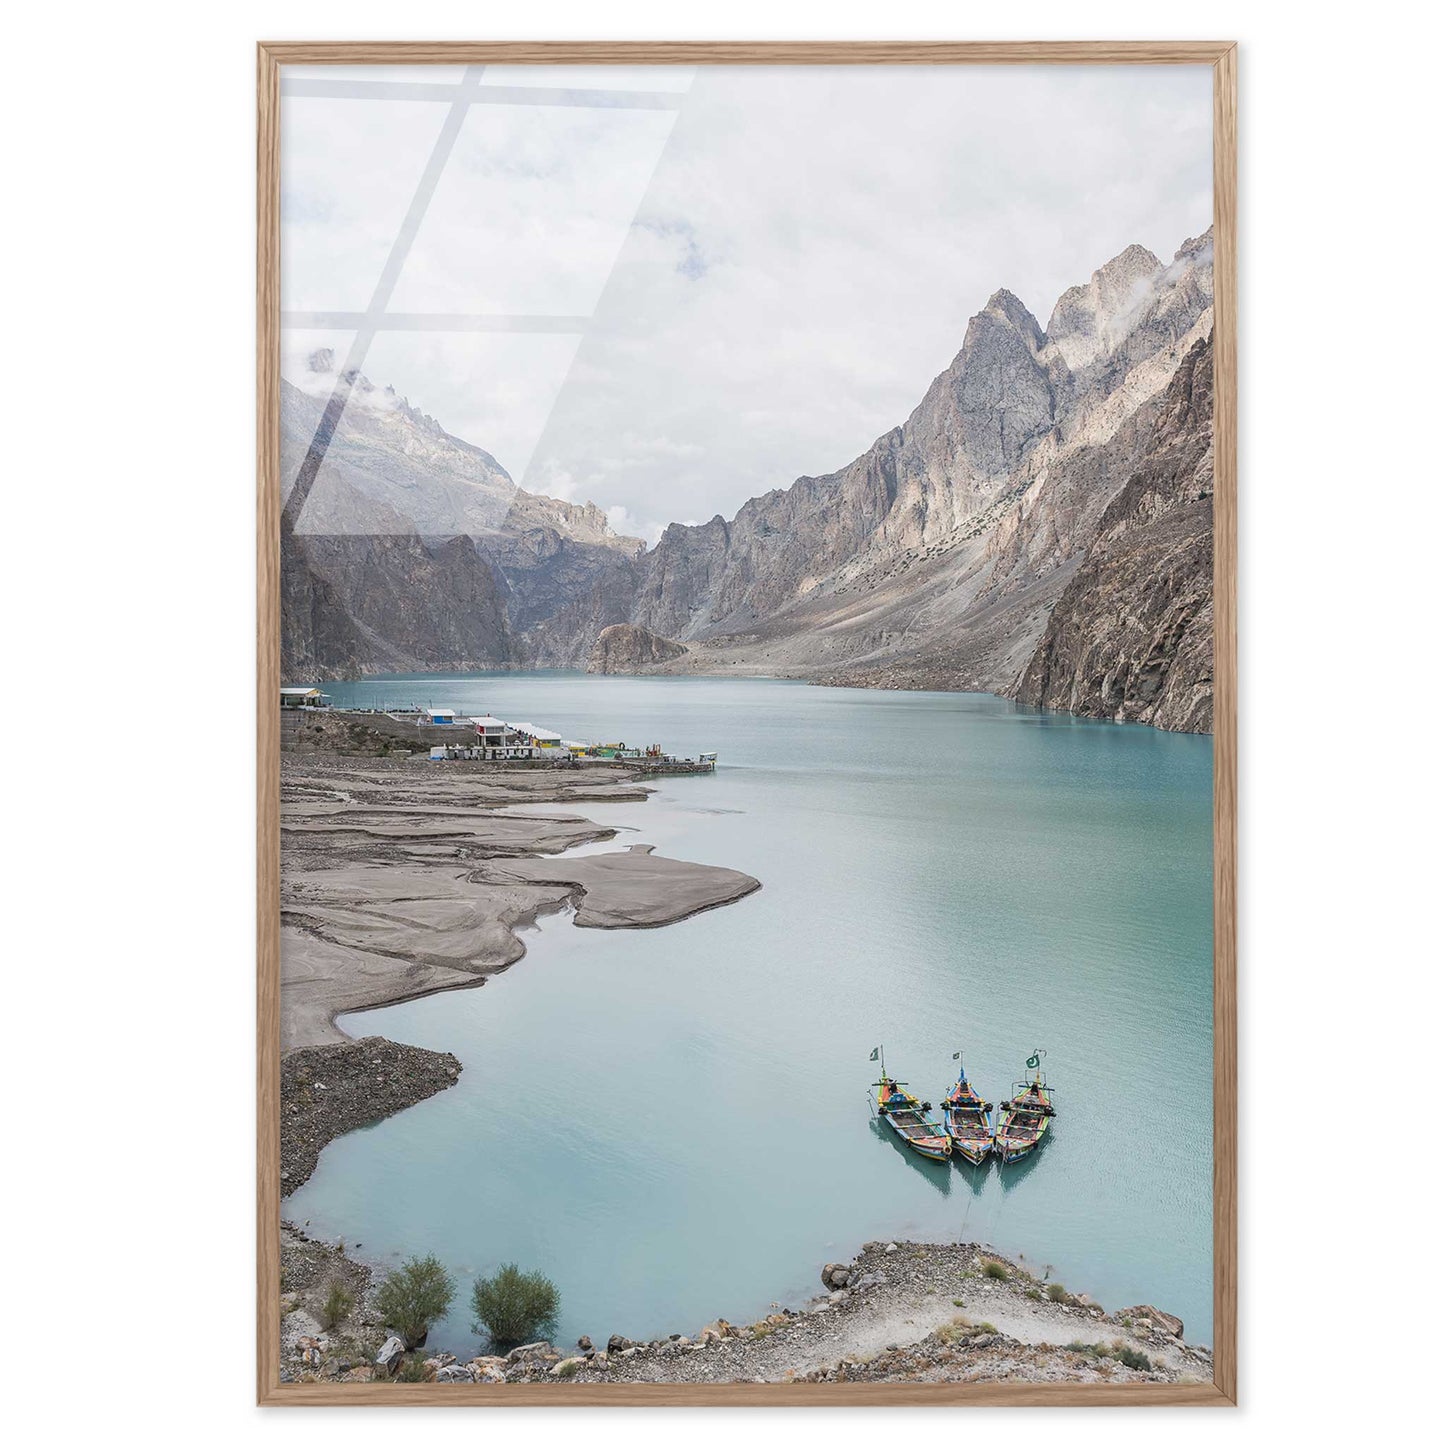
[376,1254,456,1350]
[1062,1339,1153,1371]
[982,1260,1009,1281]
[471,1263,560,1350]
[932,1315,998,1346]
[1024,1287,1043,1301]
[553,1359,580,1379]
[1112,1344,1153,1372]
[952,1298,965,1307]
[1046,1283,1072,1304]
[321,1280,354,1331]
[396,1354,429,1383]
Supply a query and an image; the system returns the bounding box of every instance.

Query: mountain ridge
[280,230,1216,733]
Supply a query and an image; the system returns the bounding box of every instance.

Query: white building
[280,686,329,709]
[468,716,543,760]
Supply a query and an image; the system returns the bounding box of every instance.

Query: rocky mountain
[1013,333,1214,731]
[279,356,643,681]
[279,231,1217,733]
[587,624,688,674]
[538,230,1216,733]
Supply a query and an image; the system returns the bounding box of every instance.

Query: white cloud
[519,65,1214,542]
[281,64,1212,545]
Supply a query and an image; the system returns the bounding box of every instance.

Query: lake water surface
[284,674,1213,1355]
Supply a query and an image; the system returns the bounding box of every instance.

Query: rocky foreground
[281,1037,460,1198]
[278,1238,1211,1388]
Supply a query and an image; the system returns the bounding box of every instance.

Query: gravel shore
[279,1238,1211,1388]
[280,1036,460,1197]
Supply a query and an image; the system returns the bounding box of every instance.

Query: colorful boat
[993,1050,1056,1163]
[870,1049,952,1162]
[941,1053,995,1165]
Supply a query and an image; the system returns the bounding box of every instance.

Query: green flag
[952,1051,961,1060]
[1026,1053,1040,1070]
[869,1047,879,1062]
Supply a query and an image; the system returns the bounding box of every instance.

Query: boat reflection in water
[868,1118,954,1198]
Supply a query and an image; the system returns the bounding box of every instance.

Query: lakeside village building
[278,685,667,763]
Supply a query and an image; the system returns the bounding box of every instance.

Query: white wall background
[3,1,1436,1438]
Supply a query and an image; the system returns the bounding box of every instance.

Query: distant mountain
[531,230,1216,731]
[279,358,643,681]
[279,231,1217,733]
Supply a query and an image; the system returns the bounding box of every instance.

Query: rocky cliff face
[1012,333,1214,732]
[587,624,687,674]
[280,233,1217,733]
[580,230,1216,731]
[279,361,643,682]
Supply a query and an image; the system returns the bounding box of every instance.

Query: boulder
[434,1364,474,1383]
[506,1341,557,1363]
[606,1334,633,1354]
[374,1336,406,1376]
[1120,1304,1184,1338]
[550,1356,588,1377]
[821,1262,852,1290]
[576,1334,594,1355]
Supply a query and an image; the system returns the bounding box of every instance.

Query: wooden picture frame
[258,39,1237,1407]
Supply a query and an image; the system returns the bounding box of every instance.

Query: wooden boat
[993,1050,1056,1163]
[941,1054,994,1165]
[871,1050,952,1162]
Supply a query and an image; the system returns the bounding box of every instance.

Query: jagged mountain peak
[979,289,1045,348]
[1096,242,1164,286]
[1044,243,1171,370]
[1172,227,1213,264]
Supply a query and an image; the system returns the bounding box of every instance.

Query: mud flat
[280,755,759,1051]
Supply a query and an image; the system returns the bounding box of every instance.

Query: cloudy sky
[282,64,1212,543]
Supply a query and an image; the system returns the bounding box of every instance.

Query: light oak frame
[257,39,1238,1407]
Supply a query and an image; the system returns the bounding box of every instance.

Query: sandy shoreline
[280,754,760,1052]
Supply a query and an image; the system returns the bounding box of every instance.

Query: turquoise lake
[284,674,1213,1355]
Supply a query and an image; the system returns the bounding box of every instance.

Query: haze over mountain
[281,230,1215,733]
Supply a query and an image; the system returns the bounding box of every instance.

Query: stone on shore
[1120,1304,1185,1338]
[374,1336,405,1376]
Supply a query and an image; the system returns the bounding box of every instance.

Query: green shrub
[982,1260,1009,1281]
[932,1315,998,1346]
[1062,1339,1153,1371]
[396,1354,429,1383]
[471,1263,560,1350]
[375,1254,456,1350]
[1046,1283,1072,1304]
[1024,1287,1043,1301]
[1112,1344,1153,1372]
[321,1280,354,1331]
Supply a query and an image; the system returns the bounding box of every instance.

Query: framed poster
[258,40,1236,1406]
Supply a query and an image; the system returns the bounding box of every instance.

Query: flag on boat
[1026,1053,1040,1069]
[869,1047,879,1061]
